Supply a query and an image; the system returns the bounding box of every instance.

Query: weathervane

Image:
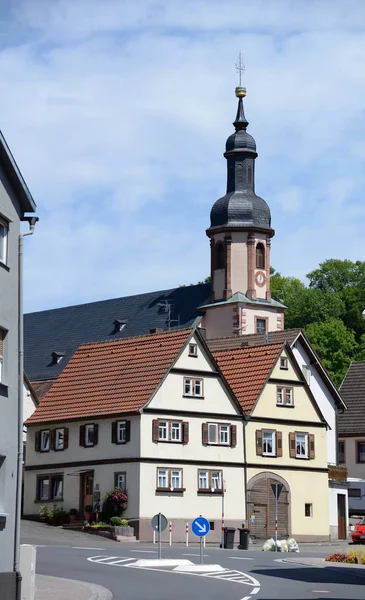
[235,52,246,98]
[235,52,245,86]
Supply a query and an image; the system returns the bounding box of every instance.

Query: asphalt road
[21,521,365,600]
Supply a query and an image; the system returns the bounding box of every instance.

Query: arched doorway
[247,472,290,540]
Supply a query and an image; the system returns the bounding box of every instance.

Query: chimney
[149,328,163,334]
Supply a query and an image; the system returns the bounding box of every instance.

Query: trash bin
[238,528,250,550]
[223,527,236,549]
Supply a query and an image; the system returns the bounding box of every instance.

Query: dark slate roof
[338,362,365,435]
[24,283,210,382]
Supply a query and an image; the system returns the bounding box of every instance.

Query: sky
[1,0,365,313]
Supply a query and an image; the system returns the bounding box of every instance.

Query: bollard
[153,529,156,544]
[169,522,172,546]
[185,522,189,547]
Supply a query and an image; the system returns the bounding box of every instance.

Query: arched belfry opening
[256,243,265,269]
[215,242,225,270]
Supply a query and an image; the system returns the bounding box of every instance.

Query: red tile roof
[213,343,283,413]
[208,329,301,352]
[26,329,192,424]
[29,379,54,401]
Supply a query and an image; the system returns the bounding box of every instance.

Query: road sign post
[151,513,167,559]
[192,516,210,565]
[271,483,283,552]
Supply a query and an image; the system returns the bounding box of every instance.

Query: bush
[47,505,69,526]
[39,505,48,519]
[91,521,109,529]
[110,517,123,526]
[84,504,93,513]
[69,508,78,515]
[101,488,128,523]
[120,519,129,527]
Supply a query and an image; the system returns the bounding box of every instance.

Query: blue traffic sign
[192,516,210,537]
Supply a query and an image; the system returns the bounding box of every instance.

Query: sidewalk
[35,574,113,600]
[284,556,365,576]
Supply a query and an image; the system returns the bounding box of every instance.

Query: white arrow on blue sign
[192,516,210,537]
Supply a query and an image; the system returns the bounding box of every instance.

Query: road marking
[251,589,260,595]
[90,556,122,563]
[182,553,209,557]
[312,592,330,594]
[72,547,105,550]
[132,550,157,553]
[228,557,254,560]
[106,558,137,565]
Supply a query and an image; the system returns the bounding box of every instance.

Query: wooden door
[82,472,94,510]
[337,494,346,539]
[250,503,268,539]
[268,477,289,539]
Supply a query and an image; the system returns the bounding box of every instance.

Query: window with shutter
[54,428,65,451]
[256,430,263,456]
[276,431,282,457]
[289,432,296,458]
[202,423,209,445]
[183,422,189,444]
[208,423,218,444]
[40,430,50,452]
[230,425,237,447]
[309,433,315,459]
[262,430,275,456]
[152,419,159,442]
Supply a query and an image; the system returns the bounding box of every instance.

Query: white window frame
[219,425,230,445]
[256,318,267,334]
[157,468,168,489]
[189,343,198,357]
[39,477,50,500]
[211,471,222,491]
[208,423,218,444]
[262,430,276,456]
[40,430,50,452]
[171,469,182,490]
[0,218,8,265]
[171,421,182,442]
[117,421,126,443]
[296,433,308,458]
[304,503,312,518]
[158,420,168,441]
[54,428,65,451]
[52,477,63,500]
[280,357,288,370]
[85,424,95,447]
[198,469,223,492]
[183,377,203,398]
[207,423,230,446]
[199,470,209,490]
[277,387,293,406]
[115,472,126,491]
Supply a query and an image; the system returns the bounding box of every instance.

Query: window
[183,377,203,397]
[256,243,265,269]
[357,442,365,463]
[280,357,288,370]
[198,469,223,493]
[0,219,8,265]
[80,423,98,448]
[40,430,50,452]
[37,475,64,501]
[263,430,276,456]
[348,488,361,498]
[114,472,126,491]
[117,421,126,443]
[158,421,168,441]
[85,424,95,447]
[338,441,345,464]
[220,425,229,445]
[302,365,311,384]
[277,387,293,406]
[189,343,198,357]
[54,428,65,451]
[296,433,308,458]
[206,423,230,445]
[256,319,267,334]
[305,503,312,518]
[215,242,224,269]
[153,419,188,444]
[156,468,184,491]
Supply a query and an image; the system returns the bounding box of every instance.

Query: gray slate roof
[338,362,365,435]
[24,283,210,382]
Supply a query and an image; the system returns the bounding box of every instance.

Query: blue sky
[1,0,365,312]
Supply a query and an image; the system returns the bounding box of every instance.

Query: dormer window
[114,319,127,333]
[280,357,288,370]
[256,243,265,269]
[51,352,64,365]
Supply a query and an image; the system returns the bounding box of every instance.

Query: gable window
[215,242,224,270]
[198,469,223,493]
[256,319,267,334]
[54,428,65,451]
[183,377,203,398]
[280,357,288,370]
[356,442,365,463]
[189,343,198,357]
[256,243,265,269]
[114,472,126,491]
[262,430,276,456]
[80,424,99,448]
[156,468,184,492]
[37,474,63,501]
[202,422,236,447]
[338,441,345,464]
[295,433,308,458]
[0,218,8,265]
[277,387,293,406]
[40,430,50,452]
[152,419,188,444]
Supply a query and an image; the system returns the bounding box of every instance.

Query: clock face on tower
[255,271,266,287]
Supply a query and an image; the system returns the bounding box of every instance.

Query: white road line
[312,591,330,594]
[239,597,251,600]
[72,547,104,550]
[251,588,260,595]
[92,556,121,562]
[228,557,254,560]
[132,550,157,553]
[106,558,136,565]
[182,553,209,557]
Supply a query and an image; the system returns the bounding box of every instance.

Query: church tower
[200,83,286,339]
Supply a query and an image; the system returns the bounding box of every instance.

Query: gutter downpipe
[15,217,38,600]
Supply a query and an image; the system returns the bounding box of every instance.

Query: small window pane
[358,442,365,462]
[256,319,266,334]
[158,421,168,440]
[55,429,64,450]
[338,441,345,464]
[0,220,8,264]
[39,478,49,500]
[85,425,94,446]
[285,389,293,405]
[277,388,283,404]
[212,471,222,490]
[117,421,126,443]
[116,473,126,491]
[184,379,192,395]
[52,477,63,499]
[171,470,182,489]
[305,503,312,517]
[158,469,168,488]
[280,357,288,369]
[208,423,218,444]
[40,431,50,452]
[199,471,208,489]
[256,244,265,269]
[296,434,307,457]
[189,344,198,356]
[171,422,181,441]
[194,379,203,396]
[220,425,229,445]
[263,430,275,455]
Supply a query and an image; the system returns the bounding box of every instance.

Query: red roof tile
[26,329,192,424]
[213,343,283,413]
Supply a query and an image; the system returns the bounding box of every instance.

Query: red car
[352,518,365,544]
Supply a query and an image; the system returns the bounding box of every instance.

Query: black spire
[233,97,249,131]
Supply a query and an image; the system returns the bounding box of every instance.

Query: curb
[35,574,113,600]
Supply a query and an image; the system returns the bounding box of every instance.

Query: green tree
[304,320,358,386]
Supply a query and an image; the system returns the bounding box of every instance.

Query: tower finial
[235,52,246,98]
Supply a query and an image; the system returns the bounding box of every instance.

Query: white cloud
[0,0,363,311]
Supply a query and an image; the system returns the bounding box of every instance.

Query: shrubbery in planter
[47,505,69,526]
[101,488,128,522]
[110,517,123,526]
[39,506,48,521]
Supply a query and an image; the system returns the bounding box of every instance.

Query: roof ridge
[76,327,193,349]
[213,342,283,355]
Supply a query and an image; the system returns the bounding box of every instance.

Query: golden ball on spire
[235,86,246,98]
